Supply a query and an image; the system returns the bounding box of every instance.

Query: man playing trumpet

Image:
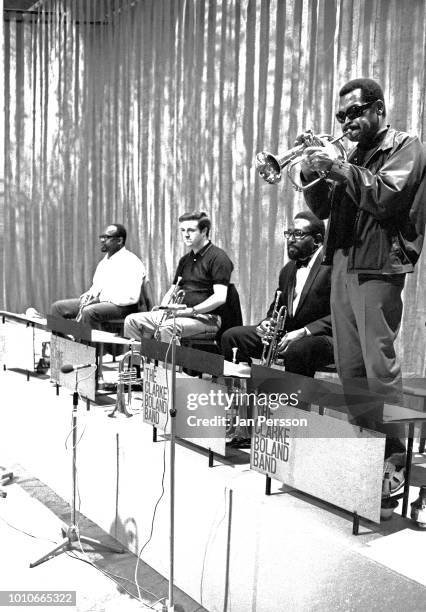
[51,224,146,330]
[299,77,426,459]
[221,211,334,376]
[124,211,233,342]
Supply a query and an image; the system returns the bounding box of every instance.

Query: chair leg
[419,397,426,454]
[419,422,426,454]
[97,343,105,388]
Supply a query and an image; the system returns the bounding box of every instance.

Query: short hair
[294,210,325,241]
[111,223,127,244]
[178,211,211,237]
[339,77,386,116]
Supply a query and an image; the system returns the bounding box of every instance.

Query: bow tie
[295,258,310,269]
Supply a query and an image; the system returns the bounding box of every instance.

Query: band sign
[252,421,291,474]
[142,362,170,431]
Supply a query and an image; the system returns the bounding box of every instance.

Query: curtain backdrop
[3,0,426,374]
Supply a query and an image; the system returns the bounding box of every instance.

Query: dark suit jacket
[266,249,332,337]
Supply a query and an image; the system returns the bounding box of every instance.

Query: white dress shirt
[292,246,323,313]
[89,247,146,306]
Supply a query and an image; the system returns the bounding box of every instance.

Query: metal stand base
[108,403,133,418]
[30,524,124,568]
[30,386,124,569]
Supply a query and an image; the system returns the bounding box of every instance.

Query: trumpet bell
[256,151,282,184]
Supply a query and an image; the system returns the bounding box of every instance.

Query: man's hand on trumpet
[255,319,271,340]
[277,327,308,354]
[301,146,349,183]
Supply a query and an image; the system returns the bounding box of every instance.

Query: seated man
[51,224,146,330]
[221,211,334,377]
[124,211,233,342]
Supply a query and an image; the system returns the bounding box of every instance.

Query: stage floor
[1,367,426,611]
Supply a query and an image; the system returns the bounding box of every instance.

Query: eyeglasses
[284,229,313,240]
[99,234,119,240]
[335,101,375,124]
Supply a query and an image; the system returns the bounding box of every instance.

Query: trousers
[51,298,138,330]
[330,250,406,452]
[220,325,334,377]
[123,310,221,343]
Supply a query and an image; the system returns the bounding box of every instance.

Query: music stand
[30,368,124,568]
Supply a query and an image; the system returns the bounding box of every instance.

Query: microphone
[61,363,96,374]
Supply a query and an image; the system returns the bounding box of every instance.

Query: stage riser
[3,371,423,612]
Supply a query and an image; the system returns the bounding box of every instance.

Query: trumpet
[256,130,347,191]
[153,277,186,340]
[261,291,288,367]
[108,346,140,418]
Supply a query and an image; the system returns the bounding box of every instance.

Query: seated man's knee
[51,299,78,319]
[282,340,309,374]
[283,341,304,364]
[51,301,62,316]
[220,327,239,358]
[123,312,152,340]
[124,313,139,339]
[221,327,235,346]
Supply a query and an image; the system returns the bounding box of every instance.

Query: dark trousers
[51,298,138,330]
[221,325,334,377]
[330,250,406,456]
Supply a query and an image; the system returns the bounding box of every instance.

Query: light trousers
[124,310,220,343]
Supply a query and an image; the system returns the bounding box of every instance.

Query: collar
[351,125,393,162]
[295,245,322,269]
[374,125,394,152]
[191,241,212,258]
[105,246,126,260]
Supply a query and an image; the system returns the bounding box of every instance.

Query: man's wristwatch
[190,307,197,316]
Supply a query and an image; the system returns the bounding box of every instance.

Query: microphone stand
[167,309,178,612]
[30,370,124,568]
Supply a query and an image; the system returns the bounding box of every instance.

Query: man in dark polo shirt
[124,211,233,342]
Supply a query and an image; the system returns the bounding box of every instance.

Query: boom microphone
[61,363,96,374]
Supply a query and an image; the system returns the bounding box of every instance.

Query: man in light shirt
[51,224,146,330]
[221,211,334,376]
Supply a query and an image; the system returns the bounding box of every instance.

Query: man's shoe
[383,460,405,494]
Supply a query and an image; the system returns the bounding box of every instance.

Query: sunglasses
[335,101,376,124]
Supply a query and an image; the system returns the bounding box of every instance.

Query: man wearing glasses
[299,77,426,458]
[221,211,334,376]
[51,224,145,329]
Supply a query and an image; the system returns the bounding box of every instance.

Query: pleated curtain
[2,0,426,374]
